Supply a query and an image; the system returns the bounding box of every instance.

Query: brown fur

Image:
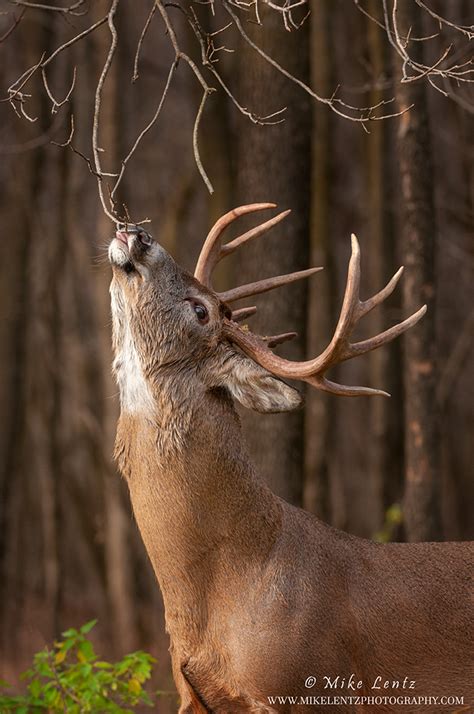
[108,232,474,713]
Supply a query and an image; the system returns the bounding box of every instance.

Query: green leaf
[94,661,113,669]
[80,619,98,635]
[62,637,77,653]
[43,687,60,706]
[61,627,78,638]
[54,649,67,664]
[28,679,42,698]
[34,660,54,678]
[127,678,142,696]
[78,639,95,662]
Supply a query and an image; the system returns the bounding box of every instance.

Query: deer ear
[223,357,302,413]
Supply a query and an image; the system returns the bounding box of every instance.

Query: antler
[220,233,426,397]
[194,205,426,397]
[194,203,322,306]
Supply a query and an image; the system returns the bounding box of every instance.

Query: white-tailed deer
[108,204,473,713]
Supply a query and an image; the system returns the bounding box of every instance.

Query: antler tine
[314,233,362,368]
[194,203,285,288]
[219,267,323,303]
[358,266,404,319]
[231,306,258,322]
[346,305,426,361]
[264,332,298,348]
[223,234,427,397]
[306,374,390,398]
[220,209,291,257]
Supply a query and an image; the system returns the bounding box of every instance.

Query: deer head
[109,203,425,424]
[108,212,302,424]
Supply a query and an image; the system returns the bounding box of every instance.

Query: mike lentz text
[306,674,417,690]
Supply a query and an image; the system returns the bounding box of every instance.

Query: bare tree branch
[155,0,216,193]
[229,0,310,32]
[42,15,109,68]
[132,2,156,82]
[0,8,26,43]
[10,0,87,16]
[184,4,287,125]
[3,0,471,221]
[42,65,76,113]
[51,114,105,179]
[224,0,411,131]
[91,0,121,222]
[414,0,474,40]
[381,0,474,98]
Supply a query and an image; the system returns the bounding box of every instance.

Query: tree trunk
[394,4,442,541]
[233,6,311,505]
[303,0,334,520]
[365,0,404,536]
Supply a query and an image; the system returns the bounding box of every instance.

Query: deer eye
[186,298,209,324]
[193,303,208,323]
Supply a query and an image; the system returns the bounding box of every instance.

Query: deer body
[109,208,473,713]
[116,388,473,713]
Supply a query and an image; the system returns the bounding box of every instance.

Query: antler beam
[222,234,426,397]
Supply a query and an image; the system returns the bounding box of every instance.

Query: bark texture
[233,5,311,505]
[394,3,443,541]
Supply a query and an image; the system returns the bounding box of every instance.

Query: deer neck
[115,381,282,637]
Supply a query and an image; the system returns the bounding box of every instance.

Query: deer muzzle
[115,230,130,248]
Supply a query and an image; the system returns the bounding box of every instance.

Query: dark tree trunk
[394,4,443,542]
[303,0,334,520]
[232,6,311,505]
[366,0,404,535]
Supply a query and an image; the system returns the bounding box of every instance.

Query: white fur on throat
[110,283,155,416]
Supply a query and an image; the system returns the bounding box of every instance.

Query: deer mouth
[109,231,132,269]
[115,230,130,247]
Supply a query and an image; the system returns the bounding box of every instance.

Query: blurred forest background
[0,0,472,706]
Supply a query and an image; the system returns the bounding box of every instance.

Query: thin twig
[0,113,65,153]
[92,0,121,222]
[132,2,156,82]
[415,0,474,40]
[51,115,103,178]
[352,0,437,42]
[42,15,108,68]
[193,87,215,193]
[42,65,76,112]
[0,7,26,43]
[10,0,86,16]
[111,60,177,200]
[3,52,45,102]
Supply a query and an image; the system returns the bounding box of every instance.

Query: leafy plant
[0,620,157,713]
